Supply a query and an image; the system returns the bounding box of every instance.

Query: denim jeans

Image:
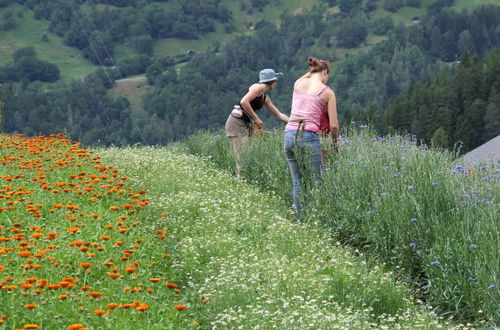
[284,130,322,219]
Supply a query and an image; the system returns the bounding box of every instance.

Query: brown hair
[308,56,330,73]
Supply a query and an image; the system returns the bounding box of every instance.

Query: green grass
[452,0,500,10]
[98,143,452,329]
[184,127,500,326]
[0,4,98,82]
[1,132,451,328]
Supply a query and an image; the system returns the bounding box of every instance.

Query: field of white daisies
[97,126,498,329]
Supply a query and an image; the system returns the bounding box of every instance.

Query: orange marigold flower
[108,206,120,211]
[107,303,119,309]
[23,324,41,329]
[125,268,136,273]
[80,286,91,291]
[120,303,134,309]
[19,251,31,258]
[68,324,85,330]
[46,232,58,240]
[89,214,99,219]
[174,305,187,311]
[108,273,121,279]
[24,303,37,309]
[200,298,210,303]
[26,277,37,283]
[166,283,178,289]
[67,226,80,233]
[88,291,102,298]
[79,263,92,269]
[136,304,149,311]
[149,278,160,283]
[58,294,69,300]
[100,235,111,240]
[93,309,106,316]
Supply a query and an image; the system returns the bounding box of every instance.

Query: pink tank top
[285,86,328,133]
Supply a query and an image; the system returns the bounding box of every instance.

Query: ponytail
[308,56,330,73]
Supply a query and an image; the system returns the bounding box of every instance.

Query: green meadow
[0,4,97,82]
[0,133,456,329]
[2,127,497,328]
[184,127,499,326]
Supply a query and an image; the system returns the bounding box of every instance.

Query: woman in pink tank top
[284,57,339,220]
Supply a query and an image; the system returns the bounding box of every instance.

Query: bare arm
[325,89,339,141]
[264,95,289,123]
[240,84,266,128]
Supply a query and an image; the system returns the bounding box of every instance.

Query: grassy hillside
[0,133,451,328]
[1,0,497,85]
[0,4,97,81]
[184,128,500,326]
[98,142,453,329]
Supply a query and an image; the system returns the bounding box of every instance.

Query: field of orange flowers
[0,134,191,329]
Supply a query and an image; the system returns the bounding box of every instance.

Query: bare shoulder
[249,83,266,93]
[321,86,336,102]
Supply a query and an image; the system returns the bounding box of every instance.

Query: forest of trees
[1,0,499,152]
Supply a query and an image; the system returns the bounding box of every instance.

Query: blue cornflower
[432,181,440,186]
[470,244,478,248]
[463,193,469,198]
[455,165,464,170]
[467,276,474,282]
[410,218,418,223]
[430,261,439,266]
[409,242,416,248]
[408,185,414,190]
[371,138,377,142]
[487,284,496,289]
[471,190,478,195]
[483,176,490,181]
[451,169,458,174]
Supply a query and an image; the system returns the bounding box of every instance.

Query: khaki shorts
[225,114,250,137]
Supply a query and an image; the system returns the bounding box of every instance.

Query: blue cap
[258,69,283,83]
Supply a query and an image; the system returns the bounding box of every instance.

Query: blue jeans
[284,130,322,219]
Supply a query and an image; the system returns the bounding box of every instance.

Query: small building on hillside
[463,135,500,168]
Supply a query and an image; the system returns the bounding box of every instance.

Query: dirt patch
[108,78,151,113]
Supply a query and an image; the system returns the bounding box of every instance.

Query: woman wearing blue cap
[225,68,289,177]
